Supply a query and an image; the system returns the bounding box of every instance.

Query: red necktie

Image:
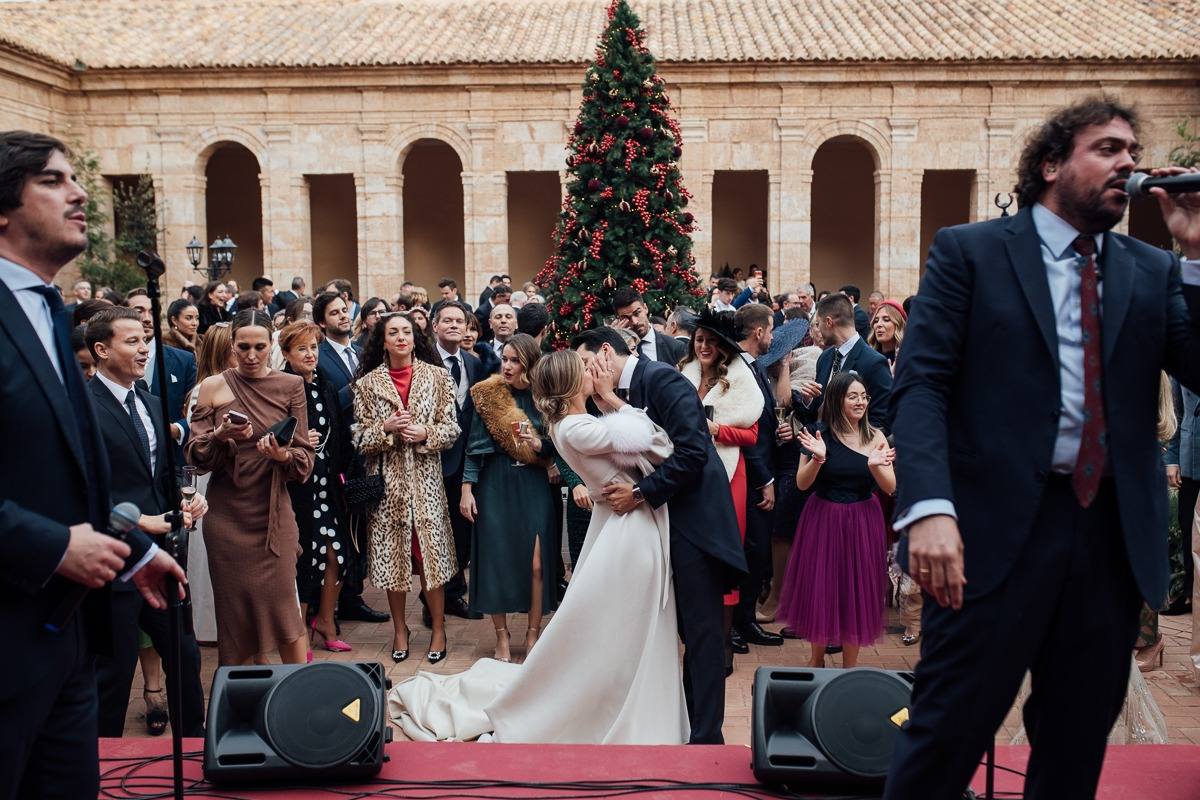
[1071,234,1105,507]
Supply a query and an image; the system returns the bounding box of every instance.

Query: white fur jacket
[680,355,764,480]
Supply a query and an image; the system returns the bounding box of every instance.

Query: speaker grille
[262,663,379,769]
[805,670,910,779]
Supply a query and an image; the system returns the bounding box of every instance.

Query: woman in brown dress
[186,309,315,665]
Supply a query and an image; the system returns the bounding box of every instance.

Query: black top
[809,426,875,504]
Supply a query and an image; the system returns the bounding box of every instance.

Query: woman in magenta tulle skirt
[779,371,896,668]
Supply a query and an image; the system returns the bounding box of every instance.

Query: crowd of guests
[61,260,1193,738]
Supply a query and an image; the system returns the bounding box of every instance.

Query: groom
[573,327,747,744]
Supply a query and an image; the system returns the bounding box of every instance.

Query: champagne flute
[510,421,527,467]
[179,466,197,531]
[775,405,795,441]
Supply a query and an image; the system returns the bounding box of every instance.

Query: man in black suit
[124,289,196,455]
[884,98,1200,800]
[431,301,485,618]
[252,275,279,315]
[85,307,207,737]
[839,284,871,338]
[274,275,304,310]
[731,304,783,650]
[0,130,185,798]
[612,286,687,367]
[313,290,390,624]
[475,283,512,343]
[574,327,747,745]
[795,292,892,431]
[435,277,473,313]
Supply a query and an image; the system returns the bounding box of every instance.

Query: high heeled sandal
[143,688,168,736]
[901,628,921,646]
[524,625,541,653]
[391,626,412,663]
[311,618,353,653]
[1136,638,1165,673]
[493,627,511,663]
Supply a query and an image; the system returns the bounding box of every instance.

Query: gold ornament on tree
[602,273,618,291]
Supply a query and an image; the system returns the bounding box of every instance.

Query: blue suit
[318,338,359,413]
[883,207,1200,800]
[797,336,892,432]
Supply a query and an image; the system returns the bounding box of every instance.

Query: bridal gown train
[388,407,690,744]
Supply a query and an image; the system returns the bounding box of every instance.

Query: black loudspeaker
[203,661,391,784]
[752,666,915,790]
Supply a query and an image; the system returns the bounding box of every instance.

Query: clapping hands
[867,439,896,468]
[796,426,826,460]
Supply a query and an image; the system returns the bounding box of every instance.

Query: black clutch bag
[267,415,298,446]
[342,458,384,514]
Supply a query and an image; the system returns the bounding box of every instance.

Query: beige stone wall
[1,51,1197,302]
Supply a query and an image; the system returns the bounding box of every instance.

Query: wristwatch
[631,485,645,505]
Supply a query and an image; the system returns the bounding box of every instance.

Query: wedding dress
[388,407,689,744]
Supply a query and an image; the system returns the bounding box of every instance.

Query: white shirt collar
[838,332,860,357]
[618,353,639,390]
[0,257,50,293]
[1032,202,1104,260]
[326,337,352,356]
[435,342,461,363]
[95,368,136,403]
[640,329,655,345]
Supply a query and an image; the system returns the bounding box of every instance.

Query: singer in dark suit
[883,99,1200,800]
[796,293,892,432]
[612,286,687,366]
[86,307,206,737]
[576,327,747,745]
[0,131,184,799]
[432,302,486,615]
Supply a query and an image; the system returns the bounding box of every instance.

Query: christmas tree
[537,0,705,348]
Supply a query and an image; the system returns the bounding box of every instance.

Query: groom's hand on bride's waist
[602,482,643,514]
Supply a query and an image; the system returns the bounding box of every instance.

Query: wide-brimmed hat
[693,307,743,353]
[760,318,811,369]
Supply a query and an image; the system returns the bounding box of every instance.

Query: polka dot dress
[292,373,352,605]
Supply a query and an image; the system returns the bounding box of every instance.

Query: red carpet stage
[99,738,1200,799]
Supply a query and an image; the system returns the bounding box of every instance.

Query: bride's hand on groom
[588,352,619,402]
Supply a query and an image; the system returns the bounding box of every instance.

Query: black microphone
[1125,172,1200,198]
[44,502,142,633]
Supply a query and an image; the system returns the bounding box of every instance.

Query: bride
[387,349,689,744]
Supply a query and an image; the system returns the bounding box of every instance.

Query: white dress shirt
[436,342,469,408]
[618,352,640,392]
[326,338,358,374]
[94,370,158,474]
[639,330,658,362]
[0,257,63,381]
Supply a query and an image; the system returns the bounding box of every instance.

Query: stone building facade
[1,0,1198,302]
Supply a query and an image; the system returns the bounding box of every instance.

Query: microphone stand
[136,250,186,800]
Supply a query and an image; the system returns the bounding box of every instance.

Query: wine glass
[510,421,530,467]
[179,466,197,531]
[775,406,795,441]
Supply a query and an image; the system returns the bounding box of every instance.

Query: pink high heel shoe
[310,618,353,652]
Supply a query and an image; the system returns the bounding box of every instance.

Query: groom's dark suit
[627,356,746,744]
[885,207,1200,799]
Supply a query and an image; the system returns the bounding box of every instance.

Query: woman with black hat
[678,308,763,675]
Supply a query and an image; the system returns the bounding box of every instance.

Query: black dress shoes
[738,622,784,647]
[337,600,390,623]
[729,629,750,654]
[779,627,802,640]
[1162,597,1192,616]
[444,596,472,619]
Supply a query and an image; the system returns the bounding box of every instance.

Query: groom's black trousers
[672,534,728,744]
[883,477,1141,800]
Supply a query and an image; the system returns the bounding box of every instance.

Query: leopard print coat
[353,361,460,592]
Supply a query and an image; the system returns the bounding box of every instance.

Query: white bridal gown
[388,407,689,744]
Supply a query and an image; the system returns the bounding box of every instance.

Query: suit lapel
[90,379,153,476]
[140,386,167,480]
[0,283,87,473]
[628,357,649,408]
[322,340,352,384]
[1099,232,1134,367]
[1004,208,1059,370]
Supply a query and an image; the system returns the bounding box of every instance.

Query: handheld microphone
[44,502,142,633]
[1125,172,1200,198]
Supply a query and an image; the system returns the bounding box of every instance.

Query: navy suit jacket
[628,358,747,575]
[891,207,1200,605]
[798,337,893,432]
[439,349,484,478]
[149,345,195,443]
[0,281,153,697]
[319,338,360,413]
[646,329,686,367]
[853,305,870,339]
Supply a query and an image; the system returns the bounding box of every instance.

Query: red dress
[715,421,758,606]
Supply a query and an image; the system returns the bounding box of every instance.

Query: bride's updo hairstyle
[531,350,583,428]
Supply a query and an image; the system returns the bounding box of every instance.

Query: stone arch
[809,135,879,294]
[189,125,269,175]
[388,123,473,173]
[803,120,890,173]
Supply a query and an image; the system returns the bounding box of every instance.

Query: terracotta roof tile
[1,0,1198,70]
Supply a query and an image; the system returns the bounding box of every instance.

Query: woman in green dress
[461,333,560,663]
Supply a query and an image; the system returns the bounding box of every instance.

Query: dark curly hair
[1014,96,1140,208]
[357,312,440,378]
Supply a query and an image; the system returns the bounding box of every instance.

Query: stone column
[767,172,782,293]
[776,119,808,295]
[463,171,508,304]
[155,127,206,292]
[882,168,923,298]
[356,124,403,299]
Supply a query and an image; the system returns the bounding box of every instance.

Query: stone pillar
[688,170,714,279]
[776,119,808,295]
[357,124,403,299]
[155,127,206,292]
[463,171,508,305]
[767,172,782,293]
[882,168,923,298]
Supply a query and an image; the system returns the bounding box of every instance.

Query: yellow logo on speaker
[341,698,361,723]
[890,707,910,727]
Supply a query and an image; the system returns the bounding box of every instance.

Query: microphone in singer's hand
[44,502,142,633]
[1125,172,1200,198]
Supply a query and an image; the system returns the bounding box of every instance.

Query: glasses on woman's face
[845,392,871,403]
